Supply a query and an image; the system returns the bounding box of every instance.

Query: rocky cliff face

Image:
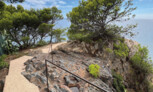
[22,51,114,92]
[22,39,146,92]
[57,39,140,91]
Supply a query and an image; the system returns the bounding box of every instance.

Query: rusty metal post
[45,60,49,92]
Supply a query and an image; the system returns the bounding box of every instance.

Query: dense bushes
[0,30,18,54]
[112,71,126,92]
[0,1,65,51]
[88,64,100,78]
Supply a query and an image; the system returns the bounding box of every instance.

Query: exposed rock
[22,50,115,92]
[49,71,59,81]
[35,74,47,84]
[22,40,141,92]
[24,59,33,65]
[100,67,113,87]
[43,84,72,92]
[60,85,72,92]
[124,39,139,58]
[70,87,79,92]
[25,64,34,72]
[33,61,45,70]
[64,75,79,87]
[0,80,4,91]
[87,79,113,92]
[21,72,32,81]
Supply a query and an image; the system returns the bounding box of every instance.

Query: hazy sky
[10,0,153,19]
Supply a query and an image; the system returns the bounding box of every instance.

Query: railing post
[45,60,49,92]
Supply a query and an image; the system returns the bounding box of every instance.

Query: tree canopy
[0,1,64,50]
[0,0,24,3]
[67,0,136,42]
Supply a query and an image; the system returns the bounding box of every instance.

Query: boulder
[64,75,79,87]
[25,64,35,72]
[49,71,59,81]
[36,74,47,84]
[33,61,45,70]
[70,87,79,92]
[21,72,32,81]
[60,85,72,92]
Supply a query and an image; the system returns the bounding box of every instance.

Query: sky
[10,0,153,19]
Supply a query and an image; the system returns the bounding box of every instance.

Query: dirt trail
[41,42,67,53]
[3,42,66,92]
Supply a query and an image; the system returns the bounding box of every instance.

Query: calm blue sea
[54,19,153,59]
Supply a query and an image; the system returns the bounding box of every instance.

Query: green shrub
[148,82,153,92]
[36,40,48,47]
[112,71,126,92]
[114,41,129,58]
[130,45,153,76]
[0,55,8,69]
[105,48,113,53]
[130,45,153,91]
[1,30,19,54]
[88,64,100,78]
[67,32,92,43]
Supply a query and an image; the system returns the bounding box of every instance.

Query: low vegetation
[0,0,152,91]
[130,45,153,91]
[114,41,129,58]
[130,45,153,75]
[112,71,126,92]
[88,64,100,78]
[0,55,8,69]
[36,40,48,47]
[105,48,113,53]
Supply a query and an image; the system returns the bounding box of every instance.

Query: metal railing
[44,39,108,92]
[45,59,108,92]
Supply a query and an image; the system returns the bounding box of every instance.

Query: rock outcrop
[22,39,144,92]
[22,50,113,92]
